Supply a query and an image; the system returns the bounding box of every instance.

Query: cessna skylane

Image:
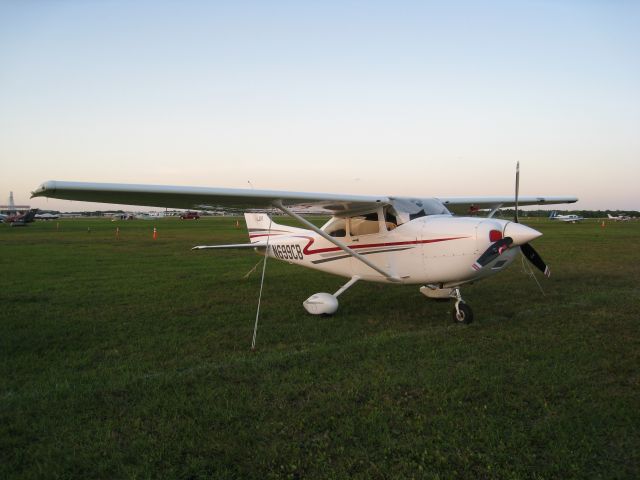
[32,168,577,323]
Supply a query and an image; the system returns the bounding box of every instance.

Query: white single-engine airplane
[32,168,577,323]
[549,211,583,223]
[607,213,631,222]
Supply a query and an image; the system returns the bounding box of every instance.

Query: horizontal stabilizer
[192,242,267,250]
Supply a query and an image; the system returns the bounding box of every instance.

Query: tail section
[23,209,38,223]
[244,213,304,244]
[193,213,308,251]
[549,211,557,219]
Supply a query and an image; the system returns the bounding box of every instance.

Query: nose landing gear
[419,285,475,324]
[450,287,474,324]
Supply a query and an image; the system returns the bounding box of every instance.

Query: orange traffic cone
[235,219,240,229]
[601,221,605,228]
[153,226,157,240]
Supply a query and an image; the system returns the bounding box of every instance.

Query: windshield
[389,198,450,224]
[321,199,450,235]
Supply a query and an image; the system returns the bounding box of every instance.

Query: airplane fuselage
[259,215,526,287]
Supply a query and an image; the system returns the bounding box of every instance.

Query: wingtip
[31,180,56,198]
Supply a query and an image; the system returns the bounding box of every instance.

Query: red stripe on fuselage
[297,236,469,256]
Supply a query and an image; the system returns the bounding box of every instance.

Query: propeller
[471,162,551,277]
[513,162,551,277]
[521,243,550,277]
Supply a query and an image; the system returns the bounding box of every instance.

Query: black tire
[452,302,474,324]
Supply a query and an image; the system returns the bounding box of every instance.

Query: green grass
[1,217,639,479]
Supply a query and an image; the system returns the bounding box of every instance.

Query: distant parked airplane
[1,191,31,219]
[35,212,59,220]
[607,213,631,222]
[549,211,583,223]
[2,209,38,226]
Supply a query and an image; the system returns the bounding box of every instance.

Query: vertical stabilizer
[23,209,38,223]
[244,213,274,233]
[243,213,305,243]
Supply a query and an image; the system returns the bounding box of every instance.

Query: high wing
[436,196,578,216]
[31,181,387,214]
[31,180,578,216]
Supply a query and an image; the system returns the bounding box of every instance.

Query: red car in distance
[180,211,200,220]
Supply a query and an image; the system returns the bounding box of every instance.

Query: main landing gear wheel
[452,302,474,324]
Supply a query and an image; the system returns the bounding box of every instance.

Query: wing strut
[273,201,400,282]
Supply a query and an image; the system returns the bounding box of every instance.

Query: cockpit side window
[383,206,400,230]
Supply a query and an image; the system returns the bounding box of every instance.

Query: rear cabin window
[349,212,380,236]
[323,217,347,237]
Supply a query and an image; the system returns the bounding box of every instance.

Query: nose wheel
[450,288,474,324]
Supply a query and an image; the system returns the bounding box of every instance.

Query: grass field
[1,216,639,479]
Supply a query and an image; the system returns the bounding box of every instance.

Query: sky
[1,0,639,211]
